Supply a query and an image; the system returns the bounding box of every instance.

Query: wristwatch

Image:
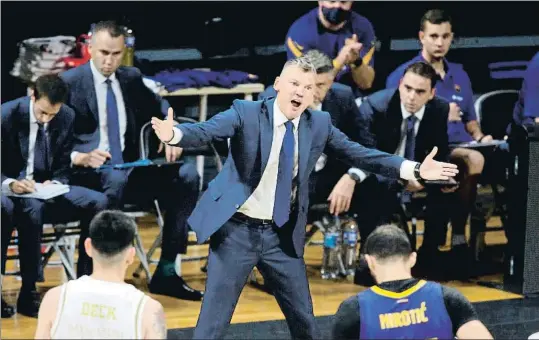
[413,163,424,184]
[347,169,361,182]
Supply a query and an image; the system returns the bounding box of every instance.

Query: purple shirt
[285,8,376,98]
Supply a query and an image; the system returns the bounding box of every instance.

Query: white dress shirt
[349,103,425,182]
[237,102,300,219]
[70,60,127,163]
[2,100,50,190]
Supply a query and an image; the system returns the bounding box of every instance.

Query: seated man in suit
[258,49,367,218]
[1,75,108,317]
[60,20,202,301]
[386,10,491,264]
[354,61,455,281]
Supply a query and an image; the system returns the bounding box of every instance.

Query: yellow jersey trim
[370,280,427,299]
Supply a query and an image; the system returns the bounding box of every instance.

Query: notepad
[4,183,70,200]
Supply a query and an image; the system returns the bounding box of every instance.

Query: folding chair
[5,221,81,282]
[131,117,223,280]
[470,89,519,255]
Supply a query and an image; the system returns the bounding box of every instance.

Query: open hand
[152,107,175,143]
[419,147,459,180]
[327,174,356,215]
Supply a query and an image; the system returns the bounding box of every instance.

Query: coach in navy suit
[1,75,107,317]
[60,21,202,300]
[259,49,369,217]
[152,57,458,339]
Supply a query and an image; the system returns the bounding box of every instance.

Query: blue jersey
[387,53,477,144]
[358,280,453,339]
[285,8,376,97]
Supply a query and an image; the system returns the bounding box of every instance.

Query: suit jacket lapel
[387,92,403,152]
[84,63,99,122]
[260,98,274,174]
[17,98,31,164]
[298,110,312,184]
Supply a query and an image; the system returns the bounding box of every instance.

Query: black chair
[469,90,519,257]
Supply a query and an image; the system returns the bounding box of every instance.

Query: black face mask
[322,7,351,25]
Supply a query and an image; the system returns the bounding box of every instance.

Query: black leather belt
[232,212,274,225]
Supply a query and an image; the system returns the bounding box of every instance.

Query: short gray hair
[304,50,334,74]
[281,56,317,75]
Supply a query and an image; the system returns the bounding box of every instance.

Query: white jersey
[51,275,149,339]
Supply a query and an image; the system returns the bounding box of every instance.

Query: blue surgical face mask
[322,7,351,25]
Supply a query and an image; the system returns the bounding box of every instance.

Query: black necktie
[33,122,50,182]
[402,115,418,203]
[404,115,418,161]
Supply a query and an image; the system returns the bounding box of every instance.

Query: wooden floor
[1,215,521,339]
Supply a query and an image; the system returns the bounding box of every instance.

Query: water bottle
[321,216,341,279]
[122,27,135,67]
[341,219,359,275]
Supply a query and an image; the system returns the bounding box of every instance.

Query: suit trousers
[193,217,321,339]
[0,186,107,287]
[71,162,200,268]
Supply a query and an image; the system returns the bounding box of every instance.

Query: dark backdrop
[2,1,539,102]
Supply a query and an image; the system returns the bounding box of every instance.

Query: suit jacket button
[235,204,240,209]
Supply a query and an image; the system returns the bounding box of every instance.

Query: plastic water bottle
[341,219,359,275]
[321,216,341,279]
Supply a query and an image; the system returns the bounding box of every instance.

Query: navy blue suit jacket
[60,63,169,162]
[172,97,406,257]
[359,88,450,189]
[1,97,75,185]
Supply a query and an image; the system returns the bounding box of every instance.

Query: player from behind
[35,210,167,339]
[332,224,493,339]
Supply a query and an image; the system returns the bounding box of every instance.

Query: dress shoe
[413,247,447,281]
[17,290,41,318]
[1,298,15,318]
[449,244,476,280]
[149,274,204,301]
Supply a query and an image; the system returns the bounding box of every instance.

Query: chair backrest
[474,89,519,139]
[139,118,223,171]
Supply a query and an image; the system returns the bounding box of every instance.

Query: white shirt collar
[273,100,301,130]
[90,59,117,84]
[400,103,425,121]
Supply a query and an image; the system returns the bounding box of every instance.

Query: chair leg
[134,231,152,282]
[133,200,164,278]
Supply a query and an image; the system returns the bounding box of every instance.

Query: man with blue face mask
[285,1,376,98]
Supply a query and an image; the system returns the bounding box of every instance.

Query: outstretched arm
[326,117,458,181]
[152,105,241,149]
